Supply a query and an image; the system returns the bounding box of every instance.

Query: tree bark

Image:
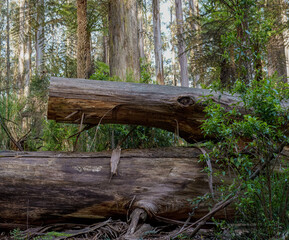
[24,0,30,98]
[77,0,92,79]
[0,147,233,228]
[188,0,202,87]
[108,0,140,82]
[175,0,189,87]
[268,34,287,82]
[18,0,25,93]
[138,3,145,59]
[267,0,288,82]
[6,0,10,88]
[47,77,252,143]
[152,0,165,85]
[36,0,44,74]
[102,16,109,65]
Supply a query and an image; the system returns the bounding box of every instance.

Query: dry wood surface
[47,77,246,143]
[0,147,233,229]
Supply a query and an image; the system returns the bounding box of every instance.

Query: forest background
[1,0,289,239]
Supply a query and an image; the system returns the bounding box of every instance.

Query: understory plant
[201,78,289,239]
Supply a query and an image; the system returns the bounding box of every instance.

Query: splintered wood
[110,147,121,181]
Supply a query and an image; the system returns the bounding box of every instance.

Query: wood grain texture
[47,77,246,143]
[0,147,233,228]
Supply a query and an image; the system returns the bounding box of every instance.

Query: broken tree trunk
[47,77,245,143]
[0,147,233,229]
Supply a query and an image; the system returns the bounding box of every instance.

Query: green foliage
[10,229,72,240]
[10,229,24,240]
[190,0,287,87]
[201,78,289,238]
[89,61,110,81]
[140,58,153,84]
[90,60,154,84]
[40,120,77,151]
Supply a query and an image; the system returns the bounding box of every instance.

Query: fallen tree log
[47,77,246,143]
[0,147,233,229]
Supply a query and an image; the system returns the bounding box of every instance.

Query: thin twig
[0,113,23,151]
[64,111,79,119]
[73,112,85,152]
[116,126,137,148]
[89,106,119,151]
[195,146,214,198]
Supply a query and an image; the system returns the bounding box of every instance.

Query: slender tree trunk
[103,35,109,65]
[138,2,145,59]
[24,0,31,98]
[5,0,10,119]
[6,0,10,89]
[152,0,164,85]
[108,0,140,82]
[6,0,10,85]
[77,0,91,79]
[18,0,25,92]
[36,0,44,74]
[66,0,76,78]
[189,0,201,87]
[170,6,177,86]
[102,17,109,65]
[86,31,93,77]
[283,24,289,82]
[175,0,189,87]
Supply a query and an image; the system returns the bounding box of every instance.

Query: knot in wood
[177,96,194,106]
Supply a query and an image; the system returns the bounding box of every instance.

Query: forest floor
[0,218,244,240]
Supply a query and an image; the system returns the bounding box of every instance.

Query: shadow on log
[0,147,233,229]
[47,77,247,143]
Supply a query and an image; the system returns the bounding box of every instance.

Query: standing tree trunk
[103,35,109,65]
[138,2,145,59]
[267,0,287,82]
[268,36,287,82]
[36,0,44,74]
[170,6,177,86]
[175,0,189,87]
[18,0,30,98]
[18,0,25,93]
[283,14,289,82]
[24,0,30,98]
[189,0,201,87]
[108,0,140,82]
[152,0,164,85]
[77,0,92,79]
[6,0,10,88]
[102,16,109,65]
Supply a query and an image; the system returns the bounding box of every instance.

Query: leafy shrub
[200,78,289,238]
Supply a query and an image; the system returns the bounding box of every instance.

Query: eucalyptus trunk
[5,0,10,93]
[24,1,31,98]
[138,3,145,59]
[108,0,140,82]
[152,0,164,85]
[175,0,189,87]
[189,0,201,87]
[18,0,25,92]
[36,0,44,74]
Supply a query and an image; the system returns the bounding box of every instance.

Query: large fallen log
[47,77,245,143]
[0,147,233,229]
